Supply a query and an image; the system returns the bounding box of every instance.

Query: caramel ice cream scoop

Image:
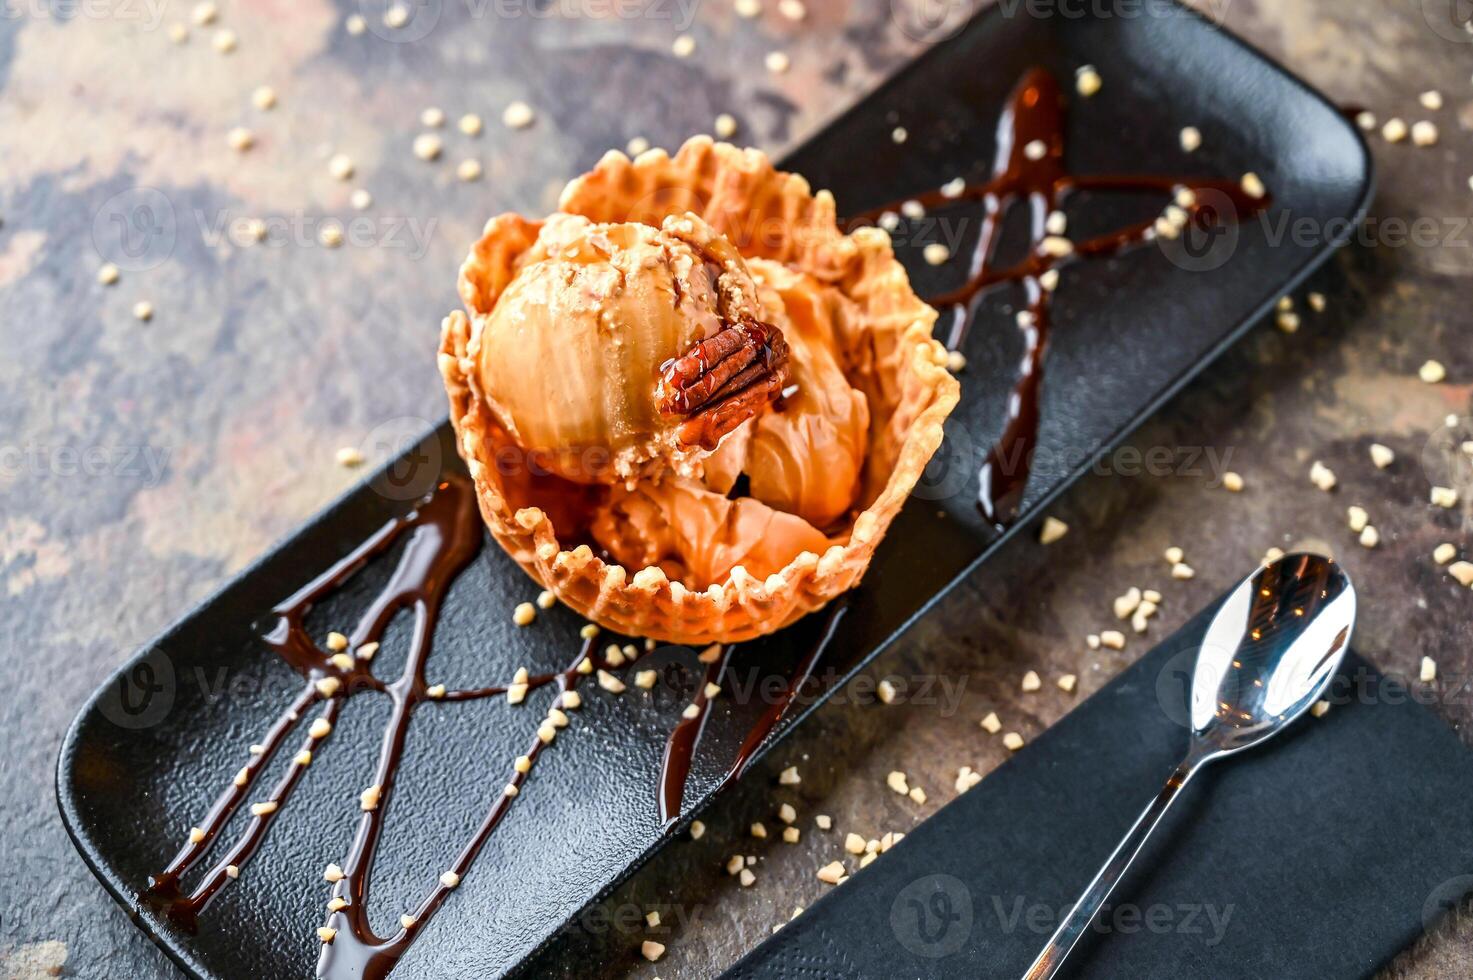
[470,211,786,486]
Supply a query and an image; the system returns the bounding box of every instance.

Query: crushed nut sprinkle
[817,861,846,884]
[316,677,342,698]
[440,870,461,889]
[739,867,756,887]
[324,864,345,882]
[1002,732,1025,751]
[513,602,536,626]
[815,814,832,830]
[1449,561,1473,587]
[1075,65,1102,97]
[714,113,738,139]
[360,784,382,811]
[309,718,333,739]
[1382,118,1408,142]
[459,113,484,136]
[1020,670,1041,693]
[690,819,706,840]
[413,133,443,161]
[502,101,535,129]
[886,771,909,795]
[1421,657,1438,683]
[1038,516,1069,545]
[1369,443,1395,469]
[421,107,446,128]
[1099,630,1126,650]
[1057,674,1077,693]
[1419,360,1447,383]
[641,940,666,962]
[1310,460,1337,491]
[1431,486,1459,508]
[980,711,1001,734]
[1433,543,1456,565]
[597,670,626,693]
[1179,126,1202,153]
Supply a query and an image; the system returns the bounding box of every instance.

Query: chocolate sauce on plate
[853,68,1269,527]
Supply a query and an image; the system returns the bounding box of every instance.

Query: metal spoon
[1023,552,1355,980]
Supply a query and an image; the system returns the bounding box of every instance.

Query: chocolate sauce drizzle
[656,601,848,826]
[854,68,1270,527]
[144,474,851,979]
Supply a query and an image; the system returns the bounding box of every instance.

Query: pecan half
[658,317,790,450]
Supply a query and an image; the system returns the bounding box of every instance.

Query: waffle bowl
[440,136,959,643]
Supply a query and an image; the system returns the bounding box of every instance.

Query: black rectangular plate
[57,4,1373,979]
[723,606,1473,980]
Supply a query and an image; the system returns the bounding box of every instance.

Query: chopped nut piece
[980,711,1001,734]
[1021,670,1041,693]
[603,644,625,667]
[309,718,333,739]
[1114,587,1142,620]
[1417,655,1439,683]
[634,669,658,689]
[1448,561,1473,587]
[97,263,120,285]
[1057,674,1077,693]
[1099,630,1126,650]
[1434,543,1456,565]
[1023,138,1047,161]
[324,864,345,882]
[192,2,217,25]
[514,755,532,774]
[456,159,482,182]
[536,723,557,744]
[318,927,337,943]
[1411,121,1438,146]
[1240,172,1266,199]
[547,707,569,728]
[726,854,744,875]
[844,832,866,854]
[1045,210,1068,236]
[1040,236,1074,257]
[1039,516,1069,545]
[459,112,484,136]
[817,861,846,884]
[681,703,700,720]
[923,243,950,265]
[318,224,343,248]
[1355,111,1376,131]
[946,350,967,373]
[1310,700,1330,718]
[1179,126,1202,153]
[345,13,366,33]
[859,852,878,869]
[132,299,155,322]
[400,914,416,929]
[1368,443,1395,469]
[877,679,898,704]
[439,870,461,889]
[188,826,205,843]
[1075,65,1102,97]
[1086,633,1101,649]
[1263,547,1285,564]
[690,820,706,840]
[597,670,625,693]
[956,767,982,793]
[316,677,342,698]
[512,602,536,626]
[329,653,354,672]
[412,133,443,161]
[1309,461,1337,491]
[503,783,519,797]
[1164,546,1184,565]
[901,199,926,219]
[765,50,790,74]
[1430,486,1459,508]
[360,784,382,811]
[1223,471,1245,492]
[641,939,666,962]
[886,771,909,795]
[535,590,556,610]
[1359,525,1379,549]
[212,28,237,52]
[782,826,800,843]
[778,803,797,824]
[579,624,600,640]
[426,683,446,699]
[234,767,249,786]
[777,0,805,18]
[420,106,445,128]
[293,750,312,767]
[1002,732,1025,751]
[714,113,738,139]
[561,691,583,710]
[226,864,240,879]
[703,681,722,699]
[625,136,650,156]
[739,867,757,887]
[1382,118,1408,142]
[506,683,530,705]
[908,786,927,804]
[778,766,801,785]
[750,822,768,839]
[815,814,832,830]
[1347,506,1369,533]
[1171,562,1195,580]
[1419,360,1447,383]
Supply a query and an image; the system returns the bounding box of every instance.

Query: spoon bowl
[1190,552,1355,758]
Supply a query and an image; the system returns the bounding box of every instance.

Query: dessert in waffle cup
[440,136,959,644]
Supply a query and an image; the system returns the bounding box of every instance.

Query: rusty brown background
[2,0,1471,977]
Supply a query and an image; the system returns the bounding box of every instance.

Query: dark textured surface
[726,619,1473,979]
[4,1,1472,979]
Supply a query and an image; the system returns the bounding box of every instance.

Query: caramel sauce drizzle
[853,68,1270,527]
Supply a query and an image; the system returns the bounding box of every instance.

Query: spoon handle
[1021,760,1199,980]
